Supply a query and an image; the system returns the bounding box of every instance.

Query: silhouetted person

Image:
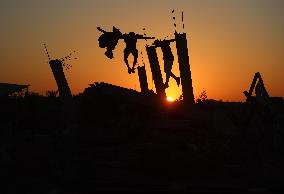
[97,26,122,59]
[122,32,154,74]
[153,39,180,88]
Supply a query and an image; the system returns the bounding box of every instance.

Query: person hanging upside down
[153,38,180,88]
[122,32,154,74]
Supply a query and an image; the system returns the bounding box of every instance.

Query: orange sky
[1,0,284,101]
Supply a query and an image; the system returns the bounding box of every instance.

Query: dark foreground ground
[1,94,284,193]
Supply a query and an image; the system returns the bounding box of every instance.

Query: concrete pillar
[49,59,72,100]
[175,32,195,108]
[146,46,166,98]
[137,66,149,93]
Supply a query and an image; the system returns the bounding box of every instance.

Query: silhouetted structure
[137,66,149,93]
[49,59,72,100]
[175,32,195,108]
[0,83,29,97]
[83,82,155,105]
[146,46,166,99]
[244,72,269,104]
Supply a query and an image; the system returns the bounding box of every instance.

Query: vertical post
[137,66,149,93]
[175,32,195,108]
[49,59,72,100]
[146,46,166,99]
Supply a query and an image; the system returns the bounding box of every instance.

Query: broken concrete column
[137,66,149,93]
[175,32,195,108]
[146,46,166,99]
[49,59,75,127]
[49,59,72,100]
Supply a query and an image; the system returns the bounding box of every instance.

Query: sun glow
[166,96,174,102]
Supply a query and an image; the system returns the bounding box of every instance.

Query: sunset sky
[1,0,284,101]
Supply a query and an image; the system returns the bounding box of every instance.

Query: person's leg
[170,72,180,86]
[124,49,132,74]
[164,73,170,88]
[167,60,180,86]
[170,72,177,80]
[131,49,138,73]
[164,60,171,88]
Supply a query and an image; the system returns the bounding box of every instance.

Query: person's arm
[143,37,155,40]
[165,38,176,43]
[136,34,155,40]
[120,34,127,40]
[141,36,155,40]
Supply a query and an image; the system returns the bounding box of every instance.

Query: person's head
[153,39,159,45]
[105,49,114,59]
[162,40,170,46]
[153,39,161,46]
[128,32,135,37]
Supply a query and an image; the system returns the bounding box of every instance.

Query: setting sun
[166,96,174,102]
